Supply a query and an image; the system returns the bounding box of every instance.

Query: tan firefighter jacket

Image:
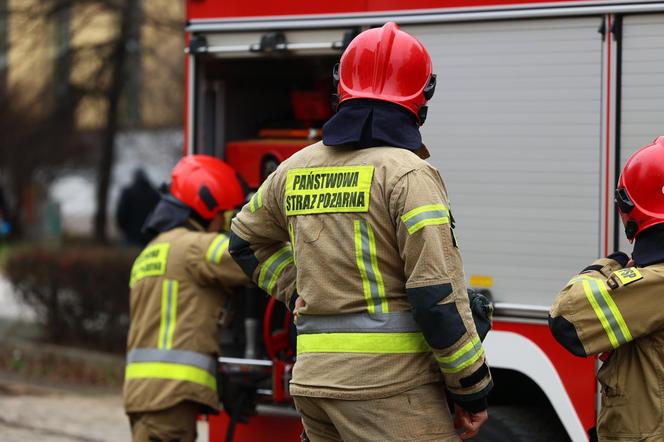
[550,254,664,441]
[124,222,249,413]
[230,141,493,411]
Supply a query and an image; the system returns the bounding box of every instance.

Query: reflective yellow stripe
[206,234,230,264]
[250,186,264,213]
[130,243,170,287]
[125,362,216,390]
[267,254,293,293]
[288,222,297,267]
[401,204,449,235]
[258,246,294,294]
[158,280,178,350]
[436,336,484,374]
[581,278,632,349]
[297,332,429,354]
[354,221,374,313]
[353,221,387,314]
[284,166,374,215]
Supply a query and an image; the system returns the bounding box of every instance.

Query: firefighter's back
[124,227,231,414]
[273,141,444,398]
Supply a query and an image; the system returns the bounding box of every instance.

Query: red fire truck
[184,1,664,440]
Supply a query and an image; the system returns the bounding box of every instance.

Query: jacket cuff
[456,397,488,413]
[448,379,493,413]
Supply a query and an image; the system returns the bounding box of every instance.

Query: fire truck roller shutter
[401,18,603,308]
[401,18,603,442]
[617,14,664,253]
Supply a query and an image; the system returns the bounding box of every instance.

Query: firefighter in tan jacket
[230,23,493,441]
[550,137,664,441]
[124,155,250,442]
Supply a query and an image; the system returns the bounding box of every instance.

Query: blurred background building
[0,5,189,438]
[0,0,184,241]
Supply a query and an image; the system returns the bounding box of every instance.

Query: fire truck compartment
[191,30,344,158]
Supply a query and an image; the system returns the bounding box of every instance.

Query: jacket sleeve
[186,232,251,290]
[229,172,298,310]
[389,166,493,413]
[549,252,664,356]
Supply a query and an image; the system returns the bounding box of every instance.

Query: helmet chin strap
[625,220,638,242]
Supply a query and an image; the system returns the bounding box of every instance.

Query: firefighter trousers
[128,400,199,442]
[293,382,459,442]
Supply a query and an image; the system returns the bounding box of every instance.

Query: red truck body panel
[187,0,599,21]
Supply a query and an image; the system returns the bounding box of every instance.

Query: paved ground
[0,387,209,441]
[0,392,129,441]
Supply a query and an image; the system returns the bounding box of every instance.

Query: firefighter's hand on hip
[294,296,305,316]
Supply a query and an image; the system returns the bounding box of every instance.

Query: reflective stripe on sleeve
[288,222,297,267]
[436,336,484,374]
[353,220,388,314]
[125,362,216,390]
[158,279,179,349]
[297,332,429,355]
[250,186,264,213]
[401,204,449,235]
[206,234,230,264]
[258,246,294,294]
[581,278,633,348]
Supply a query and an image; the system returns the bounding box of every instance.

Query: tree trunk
[93,0,141,242]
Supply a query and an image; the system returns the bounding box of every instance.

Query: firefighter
[123,155,250,442]
[229,22,493,441]
[549,136,664,441]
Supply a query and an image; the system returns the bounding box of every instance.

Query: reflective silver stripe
[586,278,631,346]
[127,348,216,374]
[296,312,420,334]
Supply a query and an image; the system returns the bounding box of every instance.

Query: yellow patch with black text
[284,166,374,216]
[611,267,643,287]
[130,243,170,287]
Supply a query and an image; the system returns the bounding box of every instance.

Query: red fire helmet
[335,22,436,125]
[616,136,664,241]
[170,155,245,220]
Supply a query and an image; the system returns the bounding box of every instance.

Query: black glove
[468,289,493,341]
[217,371,258,424]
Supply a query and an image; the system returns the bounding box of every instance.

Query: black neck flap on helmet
[322,99,422,151]
[142,185,210,240]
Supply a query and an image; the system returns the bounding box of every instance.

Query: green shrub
[5,245,139,352]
